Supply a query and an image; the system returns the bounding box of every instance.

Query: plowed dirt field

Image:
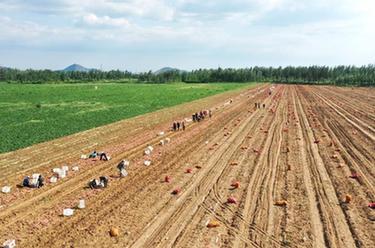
[1,84,374,248]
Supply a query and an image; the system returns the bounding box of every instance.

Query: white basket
[30,177,38,187]
[158,131,165,136]
[2,239,16,248]
[58,170,66,178]
[32,173,40,179]
[50,177,58,183]
[78,199,85,209]
[147,146,154,152]
[80,154,87,159]
[165,138,171,143]
[120,169,128,177]
[144,149,151,155]
[72,166,79,171]
[63,208,74,216]
[144,160,151,166]
[1,186,11,194]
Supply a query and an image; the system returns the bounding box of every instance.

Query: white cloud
[82,13,129,27]
[68,0,176,21]
[0,0,374,70]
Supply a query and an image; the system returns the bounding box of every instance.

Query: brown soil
[0,84,374,248]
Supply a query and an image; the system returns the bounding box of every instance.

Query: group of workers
[171,109,212,131]
[21,108,214,191]
[89,151,109,161]
[88,150,128,188]
[88,157,129,189]
[172,121,185,131]
[22,175,44,188]
[192,110,212,122]
[88,176,109,189]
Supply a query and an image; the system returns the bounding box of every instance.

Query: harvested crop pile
[109,227,119,237]
[172,188,181,195]
[231,181,240,189]
[344,194,352,203]
[227,197,237,204]
[207,220,220,228]
[274,200,287,206]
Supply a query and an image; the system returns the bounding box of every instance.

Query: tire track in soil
[317,86,375,123]
[214,86,277,247]
[246,91,286,247]
[287,87,325,247]
[295,86,357,248]
[296,87,374,247]
[129,110,263,247]
[267,89,290,246]
[325,120,375,200]
[172,88,287,248]
[299,86,375,199]
[129,87,282,248]
[311,90,375,141]
[231,88,283,247]
[174,91,284,247]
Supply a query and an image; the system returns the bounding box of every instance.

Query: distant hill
[63,64,92,72]
[0,66,9,69]
[154,67,185,75]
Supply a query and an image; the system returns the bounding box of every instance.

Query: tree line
[0,69,134,83]
[1,65,375,86]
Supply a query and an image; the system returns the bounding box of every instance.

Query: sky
[0,0,374,72]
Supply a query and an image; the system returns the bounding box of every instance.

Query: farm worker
[117,160,127,177]
[200,111,204,120]
[177,122,180,131]
[100,152,109,161]
[99,176,108,187]
[182,121,185,131]
[89,151,97,158]
[22,176,30,187]
[195,113,199,122]
[263,103,265,108]
[192,114,196,122]
[37,175,44,188]
[173,122,177,131]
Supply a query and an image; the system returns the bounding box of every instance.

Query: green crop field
[0,82,253,153]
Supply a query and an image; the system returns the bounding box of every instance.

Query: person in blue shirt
[89,151,97,158]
